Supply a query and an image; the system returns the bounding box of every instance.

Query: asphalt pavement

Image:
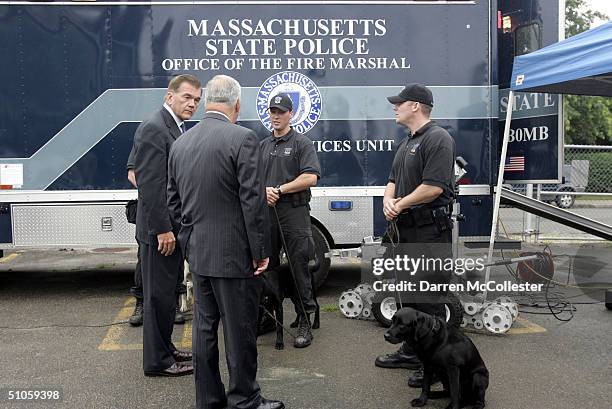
[0,247,611,409]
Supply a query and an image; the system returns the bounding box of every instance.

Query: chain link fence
[499,145,612,242]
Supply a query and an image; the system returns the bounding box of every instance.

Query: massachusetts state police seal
[256,71,322,134]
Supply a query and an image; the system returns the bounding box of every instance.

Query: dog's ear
[413,313,432,341]
[389,313,403,331]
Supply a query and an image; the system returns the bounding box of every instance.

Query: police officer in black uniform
[260,93,321,348]
[375,84,456,387]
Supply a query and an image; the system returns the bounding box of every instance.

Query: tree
[564,0,611,145]
[565,0,607,37]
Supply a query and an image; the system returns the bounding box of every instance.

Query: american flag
[504,156,525,172]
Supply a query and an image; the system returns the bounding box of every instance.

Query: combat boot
[375,343,421,369]
[129,299,144,327]
[294,314,313,348]
[174,300,186,325]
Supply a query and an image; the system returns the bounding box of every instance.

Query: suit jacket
[126,144,135,170]
[167,112,269,278]
[133,108,181,244]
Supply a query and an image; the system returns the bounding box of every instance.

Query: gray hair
[204,75,241,106]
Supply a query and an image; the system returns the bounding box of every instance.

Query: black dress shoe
[375,350,421,369]
[256,397,284,409]
[172,349,192,362]
[407,367,440,388]
[144,362,193,377]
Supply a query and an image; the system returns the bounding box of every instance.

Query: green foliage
[564,0,610,145]
[565,0,607,37]
[320,303,340,313]
[565,95,612,145]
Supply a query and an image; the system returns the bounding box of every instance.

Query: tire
[444,292,463,330]
[310,224,331,290]
[372,293,397,327]
[372,292,464,329]
[555,188,575,209]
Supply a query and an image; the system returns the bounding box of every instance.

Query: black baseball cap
[387,83,434,107]
[269,93,293,112]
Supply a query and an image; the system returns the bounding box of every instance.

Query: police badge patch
[256,71,322,134]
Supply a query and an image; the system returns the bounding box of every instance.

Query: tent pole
[483,90,515,300]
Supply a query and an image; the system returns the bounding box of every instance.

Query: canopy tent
[483,21,612,298]
[510,21,612,97]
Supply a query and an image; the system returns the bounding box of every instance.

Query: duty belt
[396,205,452,228]
[277,189,311,206]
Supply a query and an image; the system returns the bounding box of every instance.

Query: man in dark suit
[133,74,202,377]
[168,75,284,409]
[126,146,186,327]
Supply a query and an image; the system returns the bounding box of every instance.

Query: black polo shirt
[260,128,321,187]
[388,121,455,208]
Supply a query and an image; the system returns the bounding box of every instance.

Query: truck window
[514,22,541,56]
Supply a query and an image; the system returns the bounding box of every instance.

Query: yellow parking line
[0,253,19,263]
[508,317,547,334]
[99,298,193,351]
[98,298,134,351]
[176,322,192,349]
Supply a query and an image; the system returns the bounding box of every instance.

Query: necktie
[179,123,186,134]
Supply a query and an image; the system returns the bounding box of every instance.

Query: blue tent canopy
[511,21,612,96]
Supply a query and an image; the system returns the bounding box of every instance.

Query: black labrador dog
[257,261,321,350]
[385,308,489,409]
[258,269,285,350]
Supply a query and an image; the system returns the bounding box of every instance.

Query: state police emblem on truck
[256,71,322,134]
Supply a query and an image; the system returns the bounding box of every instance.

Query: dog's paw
[186,282,194,304]
[275,342,284,350]
[179,294,189,313]
[411,397,427,407]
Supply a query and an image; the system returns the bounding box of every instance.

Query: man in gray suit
[133,74,201,377]
[168,75,284,409]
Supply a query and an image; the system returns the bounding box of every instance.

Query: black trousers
[139,238,183,372]
[192,274,263,409]
[131,242,186,300]
[390,219,453,355]
[268,202,316,316]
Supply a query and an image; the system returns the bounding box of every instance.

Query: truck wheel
[555,188,575,209]
[310,224,331,290]
[372,292,464,329]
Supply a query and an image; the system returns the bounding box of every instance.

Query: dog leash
[386,219,404,309]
